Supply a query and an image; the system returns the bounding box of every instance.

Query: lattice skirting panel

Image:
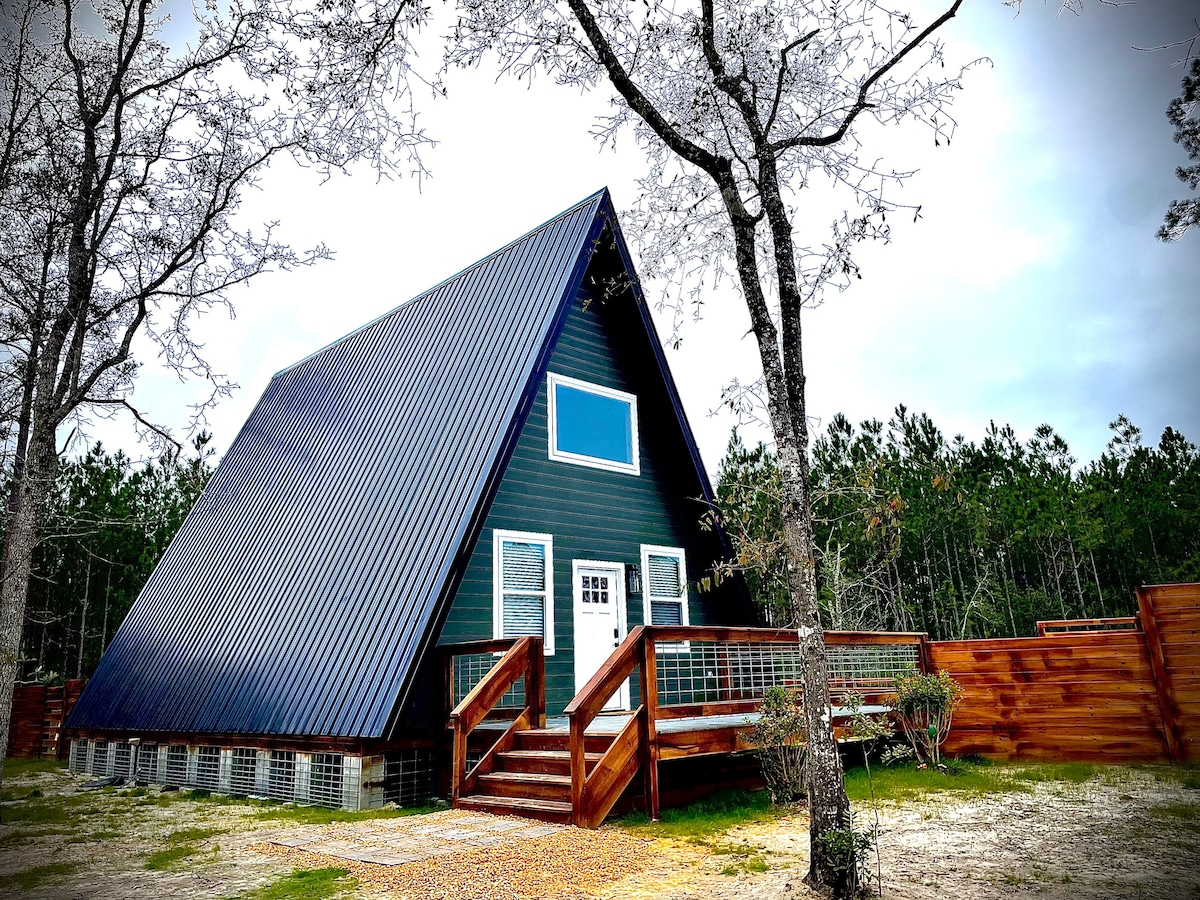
[66,739,433,811]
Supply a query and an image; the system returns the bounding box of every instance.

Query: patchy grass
[2,758,66,780]
[710,840,772,876]
[144,825,226,870]
[254,803,436,826]
[1150,801,1200,823]
[167,825,226,843]
[1011,762,1098,784]
[0,791,110,827]
[7,861,80,891]
[232,867,356,900]
[619,789,787,842]
[844,759,1020,803]
[145,843,204,870]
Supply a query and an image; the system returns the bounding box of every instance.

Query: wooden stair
[455,728,611,824]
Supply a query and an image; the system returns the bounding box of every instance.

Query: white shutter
[647,554,682,598]
[493,531,555,654]
[649,600,683,626]
[502,541,546,591]
[642,546,688,650]
[503,594,546,637]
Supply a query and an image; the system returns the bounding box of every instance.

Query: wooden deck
[442,585,1200,826]
[443,627,921,826]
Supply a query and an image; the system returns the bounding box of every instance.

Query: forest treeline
[13,436,214,683]
[11,409,1199,682]
[716,410,1200,640]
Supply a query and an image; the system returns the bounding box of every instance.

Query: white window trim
[641,544,689,652]
[493,529,555,655]
[547,371,640,476]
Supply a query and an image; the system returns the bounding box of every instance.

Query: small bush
[815,825,873,895]
[891,670,963,766]
[743,686,807,804]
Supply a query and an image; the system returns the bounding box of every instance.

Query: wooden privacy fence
[935,583,1200,763]
[6,680,86,760]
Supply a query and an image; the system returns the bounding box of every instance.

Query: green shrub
[743,686,806,804]
[891,670,963,766]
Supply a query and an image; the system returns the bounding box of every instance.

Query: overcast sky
[102,0,1200,477]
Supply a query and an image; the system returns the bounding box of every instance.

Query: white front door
[572,561,628,711]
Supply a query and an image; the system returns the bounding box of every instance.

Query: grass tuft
[2,758,67,780]
[232,867,356,900]
[1011,762,1097,784]
[619,789,785,842]
[1150,802,1200,822]
[1,791,108,827]
[146,844,203,870]
[8,862,79,891]
[144,826,225,870]
[844,759,1021,803]
[254,804,436,825]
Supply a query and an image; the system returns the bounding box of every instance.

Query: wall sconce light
[626,564,641,596]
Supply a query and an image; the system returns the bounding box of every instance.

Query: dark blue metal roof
[68,189,730,738]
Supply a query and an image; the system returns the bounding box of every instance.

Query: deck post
[639,631,660,820]
[1138,587,1182,763]
[918,633,933,675]
[526,638,546,729]
[568,714,586,827]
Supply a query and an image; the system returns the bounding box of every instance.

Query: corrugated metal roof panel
[70,190,608,738]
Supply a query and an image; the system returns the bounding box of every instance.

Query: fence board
[932,610,1173,763]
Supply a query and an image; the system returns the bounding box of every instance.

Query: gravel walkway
[253,809,658,899]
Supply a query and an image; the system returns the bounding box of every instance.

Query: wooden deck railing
[564,625,929,826]
[445,637,545,802]
[564,625,652,827]
[1036,617,1139,636]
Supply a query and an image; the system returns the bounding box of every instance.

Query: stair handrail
[564,625,651,827]
[447,635,545,801]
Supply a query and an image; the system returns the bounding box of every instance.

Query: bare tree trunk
[1066,531,1087,617]
[1089,549,1106,617]
[76,554,92,680]
[0,425,58,817]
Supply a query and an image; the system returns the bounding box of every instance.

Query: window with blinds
[493,530,555,654]
[641,545,688,648]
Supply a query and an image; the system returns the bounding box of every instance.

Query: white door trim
[571,559,629,711]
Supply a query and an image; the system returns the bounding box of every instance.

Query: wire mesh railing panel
[135,744,159,783]
[113,742,133,780]
[826,644,919,694]
[268,751,297,802]
[69,739,88,774]
[165,745,188,786]
[229,747,258,796]
[655,642,802,706]
[450,653,524,709]
[92,741,110,775]
[194,746,221,790]
[384,750,435,807]
[308,753,345,808]
[655,640,920,707]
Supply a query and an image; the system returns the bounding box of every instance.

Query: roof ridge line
[272,188,610,379]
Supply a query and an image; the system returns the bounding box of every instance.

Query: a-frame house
[66,189,766,818]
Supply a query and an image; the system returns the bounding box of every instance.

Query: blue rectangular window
[547,373,639,475]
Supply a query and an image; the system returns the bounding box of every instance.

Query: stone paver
[268,811,569,867]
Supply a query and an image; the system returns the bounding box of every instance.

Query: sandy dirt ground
[600,768,1200,900]
[2,764,1198,899]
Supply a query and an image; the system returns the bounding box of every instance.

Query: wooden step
[476,771,572,802]
[514,730,614,753]
[454,794,574,824]
[495,749,603,776]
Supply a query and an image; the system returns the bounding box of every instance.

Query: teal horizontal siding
[438,267,740,714]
